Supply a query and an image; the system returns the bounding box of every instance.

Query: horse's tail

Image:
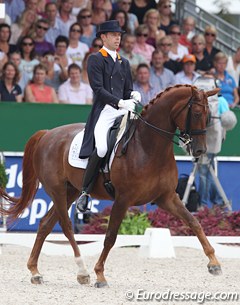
[0,130,47,220]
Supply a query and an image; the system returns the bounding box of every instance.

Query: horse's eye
[193,112,202,119]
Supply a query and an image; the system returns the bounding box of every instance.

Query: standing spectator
[24,63,59,103]
[143,9,165,48]
[226,47,240,89]
[175,54,200,85]
[0,62,22,102]
[5,0,25,24]
[191,34,213,75]
[10,9,36,45]
[110,9,130,34]
[58,63,92,104]
[116,0,139,34]
[168,24,188,61]
[214,52,239,108]
[156,35,182,74]
[133,25,155,65]
[57,0,76,36]
[133,63,158,105]
[129,0,156,25]
[19,36,40,80]
[157,0,176,34]
[150,49,175,92]
[119,33,146,78]
[179,16,196,53]
[66,23,89,68]
[45,2,66,45]
[33,19,55,58]
[54,35,72,80]
[0,23,17,56]
[203,25,221,66]
[77,8,97,48]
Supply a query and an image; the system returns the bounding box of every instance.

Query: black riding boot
[76,150,103,213]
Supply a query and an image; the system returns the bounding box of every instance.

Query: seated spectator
[54,35,72,80]
[226,47,240,90]
[19,36,40,80]
[66,23,89,68]
[56,0,76,36]
[10,9,36,45]
[156,35,182,74]
[110,9,131,34]
[77,8,97,48]
[91,8,107,26]
[179,16,196,53]
[191,34,213,75]
[9,51,32,93]
[45,2,67,45]
[214,52,239,108]
[150,49,175,92]
[0,51,8,76]
[58,63,92,104]
[0,23,17,56]
[133,25,155,65]
[90,37,103,53]
[5,0,25,24]
[0,62,22,102]
[157,0,177,34]
[115,0,139,34]
[143,9,165,48]
[168,24,188,61]
[41,51,67,92]
[129,0,156,25]
[24,63,59,103]
[33,19,55,58]
[102,0,113,20]
[119,33,146,78]
[175,54,200,85]
[71,0,92,18]
[203,25,221,66]
[133,63,158,106]
[81,52,92,85]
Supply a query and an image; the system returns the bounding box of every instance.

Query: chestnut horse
[0,85,221,287]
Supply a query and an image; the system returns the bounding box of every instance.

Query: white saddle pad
[68,114,128,170]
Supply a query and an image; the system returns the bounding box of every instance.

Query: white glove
[130,91,141,103]
[118,99,137,112]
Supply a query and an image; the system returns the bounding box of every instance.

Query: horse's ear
[206,88,220,97]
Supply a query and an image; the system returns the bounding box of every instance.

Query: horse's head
[173,86,220,157]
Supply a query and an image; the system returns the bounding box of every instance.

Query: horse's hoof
[31,274,43,284]
[94,281,109,288]
[208,265,222,276]
[77,274,90,285]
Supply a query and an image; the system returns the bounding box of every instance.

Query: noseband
[135,93,208,147]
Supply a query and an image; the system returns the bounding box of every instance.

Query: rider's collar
[99,47,121,61]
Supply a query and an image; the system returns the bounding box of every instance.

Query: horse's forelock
[141,84,194,116]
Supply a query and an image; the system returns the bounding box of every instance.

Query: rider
[76,20,141,213]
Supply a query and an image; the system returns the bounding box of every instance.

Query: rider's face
[101,32,121,51]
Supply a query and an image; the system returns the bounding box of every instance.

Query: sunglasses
[205,32,216,37]
[80,15,92,19]
[93,44,103,48]
[122,1,131,4]
[163,4,171,8]
[170,31,181,35]
[37,25,48,31]
[160,43,171,47]
[71,29,81,33]
[137,33,148,37]
[22,42,34,46]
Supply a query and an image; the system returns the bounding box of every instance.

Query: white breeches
[94,104,128,158]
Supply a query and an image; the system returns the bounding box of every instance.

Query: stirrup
[75,191,92,213]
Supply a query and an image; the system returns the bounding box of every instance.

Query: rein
[134,95,207,147]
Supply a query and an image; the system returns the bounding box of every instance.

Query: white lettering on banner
[6,164,18,188]
[29,199,48,225]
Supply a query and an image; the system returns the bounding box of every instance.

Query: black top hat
[96,20,125,38]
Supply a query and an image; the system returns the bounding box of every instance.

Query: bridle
[134,93,208,147]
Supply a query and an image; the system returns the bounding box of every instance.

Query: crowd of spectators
[0,0,240,107]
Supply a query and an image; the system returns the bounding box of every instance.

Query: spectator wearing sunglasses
[157,0,177,34]
[77,8,97,48]
[90,37,103,53]
[168,24,188,61]
[133,25,155,65]
[33,19,55,58]
[203,25,221,66]
[115,0,139,34]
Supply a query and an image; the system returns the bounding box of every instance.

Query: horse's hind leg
[158,194,222,275]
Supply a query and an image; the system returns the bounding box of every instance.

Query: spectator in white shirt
[175,54,200,85]
[56,0,76,36]
[168,24,188,61]
[58,63,92,104]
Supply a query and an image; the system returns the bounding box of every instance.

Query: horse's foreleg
[27,206,59,284]
[94,200,128,288]
[158,194,222,275]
